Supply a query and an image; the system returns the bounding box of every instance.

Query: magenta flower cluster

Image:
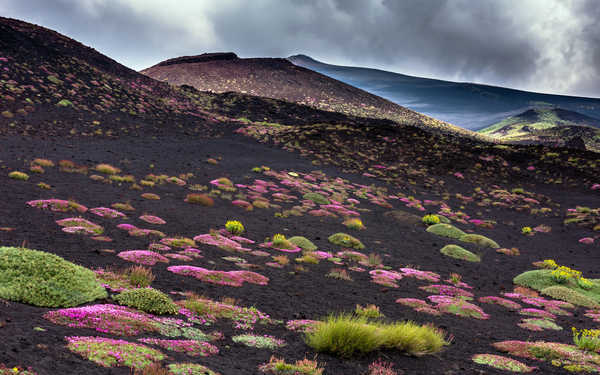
[117,250,169,266]
[137,338,218,357]
[168,266,269,287]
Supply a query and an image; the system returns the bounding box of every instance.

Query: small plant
[65,336,164,369]
[572,327,600,352]
[8,171,29,181]
[125,266,155,288]
[343,218,365,230]
[440,244,480,262]
[368,359,399,375]
[225,220,245,235]
[326,268,352,281]
[36,182,51,189]
[521,226,533,235]
[32,158,54,167]
[551,266,580,283]
[259,356,323,375]
[272,255,290,266]
[185,193,214,206]
[166,363,221,375]
[577,277,594,290]
[232,334,286,349]
[141,193,160,200]
[422,214,441,226]
[328,233,365,250]
[94,163,121,175]
[114,287,178,315]
[472,354,535,372]
[541,259,559,269]
[355,304,383,319]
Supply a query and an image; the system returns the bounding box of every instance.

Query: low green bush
[425,224,466,239]
[114,287,178,315]
[328,233,365,250]
[0,246,107,307]
[541,286,599,308]
[459,234,500,248]
[305,314,448,358]
[440,245,480,262]
[288,236,317,251]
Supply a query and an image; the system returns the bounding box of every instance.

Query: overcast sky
[2,0,599,98]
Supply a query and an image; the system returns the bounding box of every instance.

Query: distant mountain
[288,54,600,130]
[478,107,600,152]
[141,53,477,138]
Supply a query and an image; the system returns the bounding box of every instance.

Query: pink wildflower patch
[56,217,103,235]
[285,319,320,333]
[419,284,474,298]
[89,207,125,219]
[478,296,522,310]
[27,199,88,213]
[165,253,193,262]
[194,233,251,252]
[148,243,171,252]
[399,268,440,282]
[117,250,169,266]
[139,215,166,225]
[168,266,268,286]
[579,237,594,245]
[518,308,556,319]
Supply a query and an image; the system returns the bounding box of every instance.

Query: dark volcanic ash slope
[141,53,478,138]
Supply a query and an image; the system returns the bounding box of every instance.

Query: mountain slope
[141,53,477,137]
[288,54,600,130]
[478,107,600,151]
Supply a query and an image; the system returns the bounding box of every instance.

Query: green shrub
[288,236,317,251]
[459,234,500,248]
[514,269,600,307]
[422,214,441,226]
[125,266,155,288]
[303,192,330,205]
[0,247,107,307]
[114,287,178,315]
[572,327,600,352]
[305,314,448,358]
[440,245,480,262]
[426,224,466,239]
[328,233,365,250]
[225,220,245,235]
[185,193,214,206]
[541,286,599,308]
[8,171,29,181]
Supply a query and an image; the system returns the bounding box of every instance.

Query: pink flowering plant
[168,266,268,287]
[285,319,321,333]
[118,250,169,266]
[139,214,166,225]
[137,338,218,357]
[27,199,87,213]
[56,217,104,235]
[89,207,125,219]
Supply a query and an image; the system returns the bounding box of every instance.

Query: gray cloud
[1,0,598,98]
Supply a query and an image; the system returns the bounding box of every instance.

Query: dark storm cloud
[1,0,598,97]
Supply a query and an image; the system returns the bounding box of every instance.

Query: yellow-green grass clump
[259,356,324,375]
[225,220,245,235]
[303,192,330,205]
[514,269,600,308]
[32,158,55,167]
[288,236,317,252]
[354,304,384,319]
[271,234,296,250]
[94,163,121,175]
[459,234,500,249]
[113,287,178,315]
[328,233,365,250]
[440,244,481,262]
[8,171,29,181]
[305,314,449,358]
[0,246,107,307]
[426,223,466,239]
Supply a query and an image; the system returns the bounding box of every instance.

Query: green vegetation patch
[328,233,365,250]
[440,245,480,262]
[472,354,535,372]
[513,270,600,308]
[65,336,164,369]
[303,192,330,205]
[426,223,466,239]
[305,314,448,358]
[0,247,107,307]
[288,236,318,251]
[114,287,178,315]
[459,234,500,248]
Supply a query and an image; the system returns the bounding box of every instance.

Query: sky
[2,0,599,98]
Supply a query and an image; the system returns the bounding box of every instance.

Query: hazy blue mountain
[288,54,600,130]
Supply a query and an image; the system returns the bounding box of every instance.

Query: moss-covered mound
[288,236,318,251]
[328,233,365,250]
[426,224,466,239]
[440,245,480,262]
[0,246,107,307]
[113,287,178,315]
[459,234,500,249]
[513,269,600,308]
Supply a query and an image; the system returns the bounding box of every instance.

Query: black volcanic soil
[0,129,598,375]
